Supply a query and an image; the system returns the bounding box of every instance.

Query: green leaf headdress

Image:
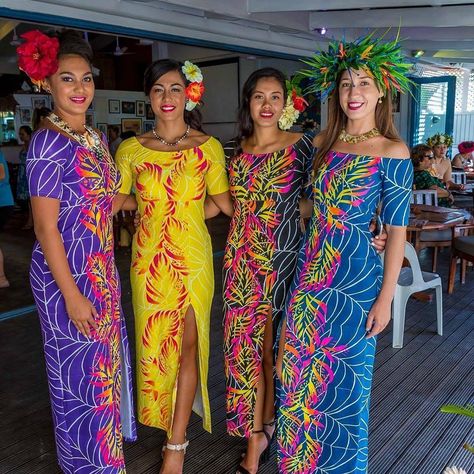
[299,30,414,100]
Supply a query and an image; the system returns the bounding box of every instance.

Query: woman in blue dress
[277,33,414,473]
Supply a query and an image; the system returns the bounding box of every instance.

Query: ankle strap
[165,440,189,452]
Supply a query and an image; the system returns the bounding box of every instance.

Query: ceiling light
[319,27,327,35]
[10,28,21,46]
[412,49,425,58]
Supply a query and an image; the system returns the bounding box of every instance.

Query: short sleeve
[380,158,413,226]
[26,129,67,200]
[115,139,134,195]
[204,138,230,196]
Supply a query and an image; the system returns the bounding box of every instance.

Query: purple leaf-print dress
[27,128,136,473]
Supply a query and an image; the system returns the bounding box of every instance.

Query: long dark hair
[314,72,401,173]
[55,29,93,66]
[236,67,288,149]
[143,59,204,132]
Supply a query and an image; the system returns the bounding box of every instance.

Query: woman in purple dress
[18,29,136,472]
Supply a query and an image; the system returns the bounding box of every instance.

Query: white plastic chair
[451,171,467,185]
[386,242,443,348]
[410,189,438,206]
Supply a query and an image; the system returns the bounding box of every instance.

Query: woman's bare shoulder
[380,138,410,159]
[313,132,325,148]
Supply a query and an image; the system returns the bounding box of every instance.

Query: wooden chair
[448,223,474,293]
[410,190,451,272]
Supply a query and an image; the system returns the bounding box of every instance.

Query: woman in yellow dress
[115,59,232,473]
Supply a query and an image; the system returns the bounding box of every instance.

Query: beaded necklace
[152,124,190,147]
[47,112,103,152]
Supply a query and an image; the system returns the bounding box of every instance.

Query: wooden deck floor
[0,215,473,474]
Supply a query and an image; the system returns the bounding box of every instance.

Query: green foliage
[298,29,414,100]
[440,404,474,453]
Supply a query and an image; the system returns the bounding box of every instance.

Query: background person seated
[426,133,464,191]
[412,144,454,207]
[452,141,474,169]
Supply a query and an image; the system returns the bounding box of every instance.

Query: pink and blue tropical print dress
[278,151,413,473]
[27,129,136,473]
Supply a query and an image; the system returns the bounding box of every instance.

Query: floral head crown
[16,30,59,88]
[426,133,453,147]
[298,30,414,101]
[181,60,204,111]
[278,78,308,131]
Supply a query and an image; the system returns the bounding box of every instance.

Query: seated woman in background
[412,144,453,207]
[426,133,464,191]
[452,141,474,169]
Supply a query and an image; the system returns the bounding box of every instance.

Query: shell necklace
[338,127,381,144]
[152,125,190,147]
[47,113,102,151]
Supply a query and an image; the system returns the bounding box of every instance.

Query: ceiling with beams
[1,0,474,74]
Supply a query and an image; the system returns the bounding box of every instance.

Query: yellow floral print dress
[116,136,229,434]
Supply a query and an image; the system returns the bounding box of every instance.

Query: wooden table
[407,205,468,301]
[408,204,467,240]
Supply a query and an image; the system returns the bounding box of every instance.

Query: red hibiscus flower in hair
[17,30,59,82]
[185,82,205,103]
[292,89,308,113]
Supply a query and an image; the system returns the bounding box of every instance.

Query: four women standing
[18,26,412,474]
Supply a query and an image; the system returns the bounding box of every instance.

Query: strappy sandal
[240,419,275,458]
[236,429,272,474]
[161,439,189,457]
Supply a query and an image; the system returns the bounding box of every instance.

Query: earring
[378,97,383,104]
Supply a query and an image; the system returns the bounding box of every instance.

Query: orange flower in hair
[185,82,205,103]
[16,30,59,83]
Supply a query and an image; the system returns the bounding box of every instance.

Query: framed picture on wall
[109,99,120,114]
[97,123,107,135]
[121,118,142,135]
[122,101,136,115]
[145,103,154,120]
[31,97,49,109]
[19,107,32,124]
[143,121,154,133]
[136,100,145,117]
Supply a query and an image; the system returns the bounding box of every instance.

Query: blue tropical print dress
[278,151,413,474]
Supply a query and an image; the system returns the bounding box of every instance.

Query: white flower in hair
[440,135,445,144]
[186,101,198,112]
[443,467,467,474]
[182,61,203,83]
[278,96,299,131]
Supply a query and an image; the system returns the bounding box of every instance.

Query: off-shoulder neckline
[329,150,410,160]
